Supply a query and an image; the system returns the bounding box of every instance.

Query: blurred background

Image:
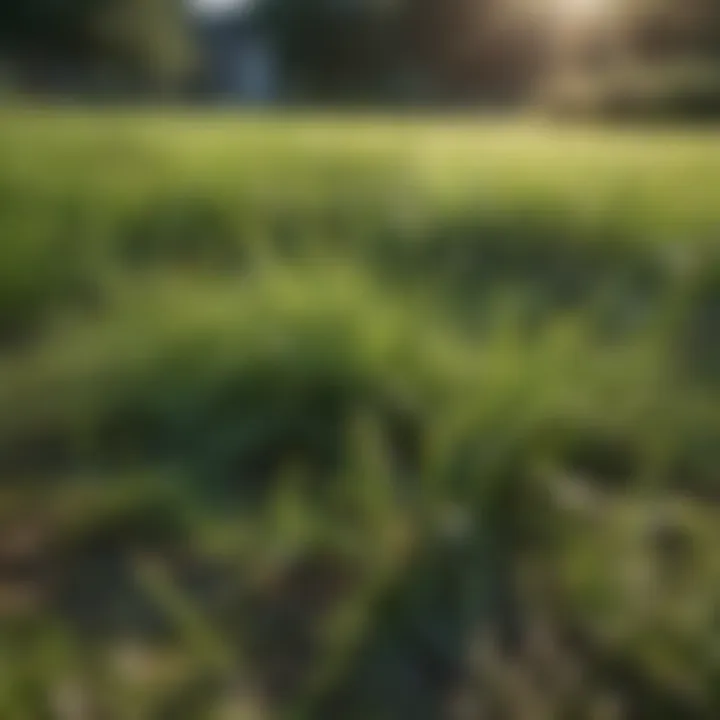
[1,0,720,114]
[0,2,719,719]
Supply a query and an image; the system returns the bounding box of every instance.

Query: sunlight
[550,0,612,23]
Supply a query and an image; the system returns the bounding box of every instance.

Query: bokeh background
[2,0,720,113]
[0,2,719,718]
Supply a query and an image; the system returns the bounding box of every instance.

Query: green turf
[0,110,718,719]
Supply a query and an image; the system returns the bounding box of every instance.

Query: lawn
[0,109,718,719]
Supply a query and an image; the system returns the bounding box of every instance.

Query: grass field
[0,109,718,719]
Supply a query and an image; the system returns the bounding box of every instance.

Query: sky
[191,0,255,18]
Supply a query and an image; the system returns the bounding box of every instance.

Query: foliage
[0,0,195,93]
[2,0,720,108]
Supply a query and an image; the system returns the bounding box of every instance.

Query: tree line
[0,0,719,110]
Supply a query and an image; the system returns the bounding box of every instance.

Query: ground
[0,109,718,719]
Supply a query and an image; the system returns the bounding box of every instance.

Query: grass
[0,108,718,719]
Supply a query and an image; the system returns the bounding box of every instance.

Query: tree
[94,0,196,93]
[264,0,406,101]
[0,0,195,94]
